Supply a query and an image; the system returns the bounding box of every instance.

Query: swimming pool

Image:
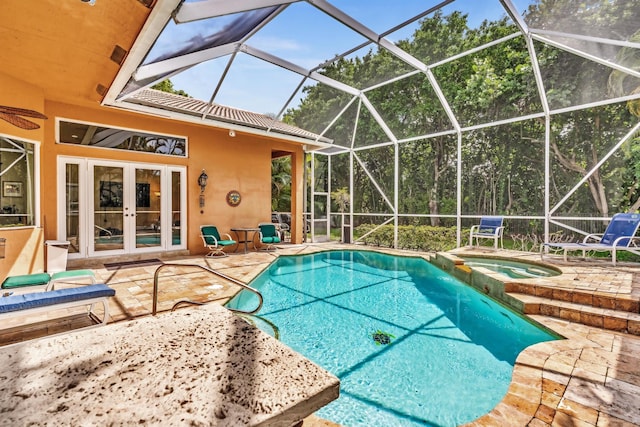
[460,257,561,279]
[227,250,557,426]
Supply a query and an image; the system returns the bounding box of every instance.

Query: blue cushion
[218,240,236,246]
[1,273,51,289]
[0,284,115,313]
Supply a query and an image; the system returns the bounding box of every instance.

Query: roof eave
[106,100,334,151]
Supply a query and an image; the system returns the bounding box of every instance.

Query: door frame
[57,156,186,259]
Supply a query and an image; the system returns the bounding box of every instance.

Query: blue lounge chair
[258,223,281,251]
[0,284,115,346]
[200,225,237,257]
[541,213,640,266]
[469,216,505,249]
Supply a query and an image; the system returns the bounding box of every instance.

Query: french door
[58,157,186,259]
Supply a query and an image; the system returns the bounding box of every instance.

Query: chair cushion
[50,269,95,281]
[259,224,278,236]
[1,273,51,289]
[262,236,281,244]
[201,226,222,243]
[0,284,115,313]
[218,240,236,246]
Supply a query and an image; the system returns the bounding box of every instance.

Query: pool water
[461,257,561,279]
[227,250,557,426]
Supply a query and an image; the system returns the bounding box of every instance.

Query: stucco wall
[0,71,304,281]
[0,73,46,277]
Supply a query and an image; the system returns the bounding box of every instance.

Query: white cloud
[251,35,304,53]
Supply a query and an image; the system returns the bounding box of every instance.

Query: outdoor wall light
[198,169,208,209]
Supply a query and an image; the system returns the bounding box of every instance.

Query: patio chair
[258,222,281,251]
[541,213,640,266]
[469,216,505,249]
[200,225,236,257]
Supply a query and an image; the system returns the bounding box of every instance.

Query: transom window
[57,119,187,157]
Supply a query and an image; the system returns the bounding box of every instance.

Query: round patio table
[231,227,259,253]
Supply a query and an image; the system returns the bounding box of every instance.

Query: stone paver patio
[2,243,639,426]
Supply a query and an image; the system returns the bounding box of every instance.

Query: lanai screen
[111,0,640,248]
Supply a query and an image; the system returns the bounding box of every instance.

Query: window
[0,136,37,228]
[57,120,187,157]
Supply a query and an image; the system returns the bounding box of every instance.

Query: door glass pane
[135,168,161,248]
[94,166,124,251]
[171,171,181,245]
[65,164,80,254]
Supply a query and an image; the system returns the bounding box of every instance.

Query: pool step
[507,292,640,336]
[504,282,640,313]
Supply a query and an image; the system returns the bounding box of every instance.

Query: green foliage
[286,3,640,223]
[330,187,349,213]
[151,79,190,97]
[372,330,395,346]
[354,224,459,252]
[618,136,640,212]
[271,157,291,212]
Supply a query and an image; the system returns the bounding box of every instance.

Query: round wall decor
[226,190,241,207]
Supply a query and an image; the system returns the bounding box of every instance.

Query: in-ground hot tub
[460,256,561,279]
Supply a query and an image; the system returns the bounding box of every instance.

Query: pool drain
[372,330,395,345]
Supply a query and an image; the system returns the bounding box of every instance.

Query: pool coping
[437,247,640,426]
[281,246,640,426]
[8,243,639,426]
[224,245,640,426]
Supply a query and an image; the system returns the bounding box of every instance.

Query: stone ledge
[0,304,339,426]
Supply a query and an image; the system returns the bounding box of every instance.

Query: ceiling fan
[0,105,48,130]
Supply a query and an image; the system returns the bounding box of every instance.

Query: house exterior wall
[0,72,46,276]
[0,71,303,281]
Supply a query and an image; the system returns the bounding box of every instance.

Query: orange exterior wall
[0,73,46,276]
[0,71,304,281]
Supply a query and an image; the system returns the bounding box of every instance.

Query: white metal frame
[102,0,640,248]
[0,133,41,230]
[57,157,187,259]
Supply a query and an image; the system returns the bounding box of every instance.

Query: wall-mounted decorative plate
[226,190,241,207]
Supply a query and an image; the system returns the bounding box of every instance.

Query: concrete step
[508,292,640,336]
[504,281,640,313]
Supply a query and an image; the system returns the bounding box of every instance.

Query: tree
[608,29,640,212]
[285,2,640,227]
[271,157,291,212]
[331,187,350,214]
[151,80,190,97]
[331,187,350,240]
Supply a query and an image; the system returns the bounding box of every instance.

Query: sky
[155,0,533,116]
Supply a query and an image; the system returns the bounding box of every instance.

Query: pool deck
[2,243,640,426]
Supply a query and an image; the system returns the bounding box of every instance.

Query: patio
[1,1,639,425]
[1,244,639,426]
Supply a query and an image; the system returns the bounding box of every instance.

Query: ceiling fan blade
[0,105,48,120]
[0,112,41,130]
